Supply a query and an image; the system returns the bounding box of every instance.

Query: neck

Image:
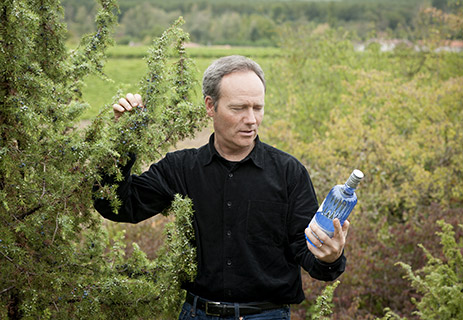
[214,139,255,162]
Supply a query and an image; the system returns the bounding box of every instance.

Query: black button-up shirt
[94,134,346,304]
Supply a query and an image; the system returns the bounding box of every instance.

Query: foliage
[81,57,147,119]
[311,281,340,320]
[154,195,197,318]
[264,22,463,222]
[376,220,463,320]
[413,1,463,45]
[305,70,462,219]
[0,0,204,318]
[262,1,463,319]
[92,16,206,178]
[80,46,281,120]
[61,0,430,45]
[103,44,283,60]
[396,221,463,320]
[265,24,359,141]
[376,308,407,320]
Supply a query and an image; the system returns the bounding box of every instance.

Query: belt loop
[234,302,240,320]
[191,294,199,317]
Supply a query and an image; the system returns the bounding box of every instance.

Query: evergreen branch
[67,0,119,96]
[16,205,43,221]
[0,250,26,273]
[312,280,340,320]
[395,221,463,319]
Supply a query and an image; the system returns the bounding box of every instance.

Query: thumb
[342,219,350,233]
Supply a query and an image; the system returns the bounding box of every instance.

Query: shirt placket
[222,165,237,300]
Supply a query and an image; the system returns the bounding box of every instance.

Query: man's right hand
[113,93,144,121]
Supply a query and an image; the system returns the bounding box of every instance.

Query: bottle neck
[342,183,355,196]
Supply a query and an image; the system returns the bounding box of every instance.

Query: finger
[309,223,320,240]
[310,222,327,242]
[134,94,144,107]
[306,226,323,249]
[113,104,125,114]
[118,98,132,111]
[305,228,319,249]
[113,104,125,117]
[113,104,125,121]
[125,93,139,108]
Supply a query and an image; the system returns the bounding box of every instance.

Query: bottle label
[313,190,356,237]
[319,197,348,220]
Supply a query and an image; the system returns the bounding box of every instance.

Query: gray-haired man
[95,55,349,319]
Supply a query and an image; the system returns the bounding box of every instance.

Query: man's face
[206,71,265,160]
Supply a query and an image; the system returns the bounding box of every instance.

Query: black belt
[186,292,287,317]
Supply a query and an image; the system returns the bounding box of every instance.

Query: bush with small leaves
[0,1,204,318]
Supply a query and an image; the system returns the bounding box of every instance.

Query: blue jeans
[178,302,291,320]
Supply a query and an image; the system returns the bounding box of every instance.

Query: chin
[236,137,255,147]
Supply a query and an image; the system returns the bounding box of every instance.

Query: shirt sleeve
[287,162,346,281]
[93,153,176,223]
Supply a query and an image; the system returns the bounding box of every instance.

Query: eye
[230,106,244,111]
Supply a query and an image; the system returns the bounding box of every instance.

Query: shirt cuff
[315,250,345,270]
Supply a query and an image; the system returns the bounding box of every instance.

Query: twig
[41,162,46,199]
[51,211,60,245]
[0,286,15,295]
[0,250,14,263]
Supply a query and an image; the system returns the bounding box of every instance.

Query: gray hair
[202,55,266,109]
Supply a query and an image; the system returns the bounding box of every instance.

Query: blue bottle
[306,169,364,247]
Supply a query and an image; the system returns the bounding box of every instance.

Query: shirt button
[228,173,233,178]
[226,201,232,208]
[226,259,232,266]
[226,230,232,237]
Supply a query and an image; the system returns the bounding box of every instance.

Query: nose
[243,107,257,125]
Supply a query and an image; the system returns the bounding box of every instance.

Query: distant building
[354,39,463,53]
[435,40,463,52]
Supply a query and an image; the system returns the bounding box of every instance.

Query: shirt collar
[198,133,264,169]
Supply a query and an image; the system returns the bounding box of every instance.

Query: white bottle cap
[346,169,364,189]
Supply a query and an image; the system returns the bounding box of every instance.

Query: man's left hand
[305,218,349,263]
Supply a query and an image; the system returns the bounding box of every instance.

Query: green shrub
[0,1,204,317]
[396,220,463,320]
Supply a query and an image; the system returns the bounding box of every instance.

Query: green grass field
[105,45,283,59]
[80,45,281,120]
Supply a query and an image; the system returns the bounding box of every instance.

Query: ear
[205,96,215,117]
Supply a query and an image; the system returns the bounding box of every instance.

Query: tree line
[62,0,437,46]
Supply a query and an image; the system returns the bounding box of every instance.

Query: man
[94,55,349,319]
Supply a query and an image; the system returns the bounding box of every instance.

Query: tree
[118,4,181,44]
[0,0,205,318]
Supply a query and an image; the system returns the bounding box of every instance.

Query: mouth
[239,129,256,137]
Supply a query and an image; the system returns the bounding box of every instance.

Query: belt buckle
[205,301,223,317]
